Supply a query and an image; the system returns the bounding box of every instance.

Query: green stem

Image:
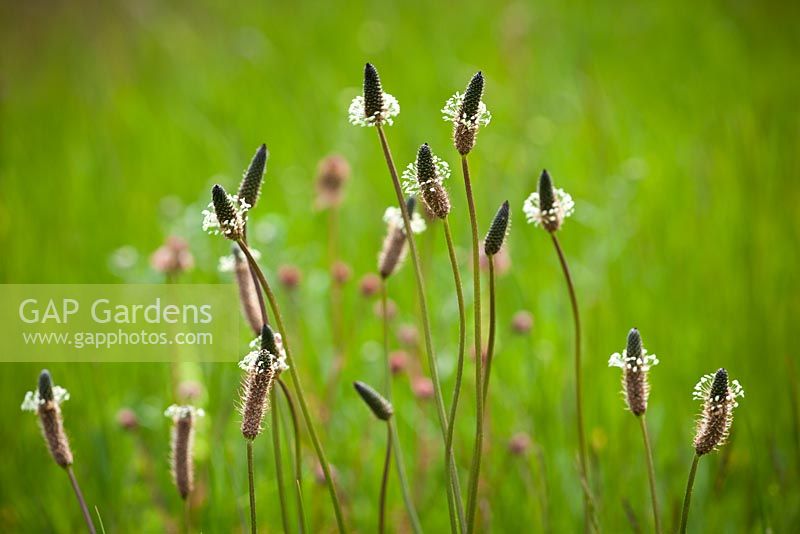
[550,233,594,529]
[680,454,701,534]
[379,424,393,534]
[461,155,484,534]
[238,240,347,533]
[381,280,423,534]
[246,440,257,534]
[443,217,468,533]
[271,390,291,533]
[639,415,661,534]
[277,378,306,533]
[66,466,96,534]
[184,499,190,534]
[481,257,496,405]
[375,124,463,533]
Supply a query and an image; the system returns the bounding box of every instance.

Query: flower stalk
[680,368,744,532]
[237,239,346,532]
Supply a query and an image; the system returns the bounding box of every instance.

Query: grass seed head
[233,245,262,335]
[165,405,203,499]
[608,328,659,416]
[239,325,278,440]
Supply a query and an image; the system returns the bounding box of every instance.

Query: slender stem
[278,378,305,533]
[271,390,291,533]
[461,155,484,534]
[184,499,190,534]
[66,466,96,534]
[680,453,701,533]
[443,217,468,533]
[638,415,661,534]
[238,240,347,532]
[381,280,392,397]
[381,279,423,534]
[549,233,593,528]
[481,257,497,405]
[379,424,393,534]
[375,124,463,532]
[246,440,257,534]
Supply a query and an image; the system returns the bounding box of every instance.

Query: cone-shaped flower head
[608,328,659,416]
[378,198,426,278]
[349,63,400,127]
[523,169,575,232]
[401,143,451,219]
[484,200,511,256]
[692,368,744,455]
[353,381,393,420]
[202,184,249,241]
[442,71,492,155]
[21,370,73,468]
[164,404,204,499]
[239,325,282,440]
[237,144,268,210]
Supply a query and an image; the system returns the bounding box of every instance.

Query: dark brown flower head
[238,144,268,210]
[353,381,393,420]
[692,368,744,455]
[25,370,74,468]
[415,144,451,219]
[207,184,246,241]
[484,200,510,256]
[239,325,278,440]
[461,72,485,123]
[523,169,575,232]
[609,328,659,416]
[315,154,351,209]
[443,71,491,155]
[39,369,53,402]
[363,63,384,119]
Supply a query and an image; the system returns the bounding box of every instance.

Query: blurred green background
[1,0,798,532]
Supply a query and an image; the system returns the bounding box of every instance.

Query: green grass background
[1,0,798,531]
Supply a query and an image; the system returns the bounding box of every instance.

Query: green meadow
[1,1,797,531]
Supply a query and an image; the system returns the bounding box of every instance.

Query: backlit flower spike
[383,205,427,236]
[692,368,744,455]
[164,404,206,420]
[24,370,74,468]
[442,71,492,154]
[402,144,452,219]
[379,197,424,279]
[348,63,400,127]
[608,328,659,415]
[202,184,250,241]
[522,169,575,232]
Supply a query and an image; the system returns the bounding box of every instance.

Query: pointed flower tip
[38,369,53,401]
[484,200,511,256]
[353,381,393,421]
